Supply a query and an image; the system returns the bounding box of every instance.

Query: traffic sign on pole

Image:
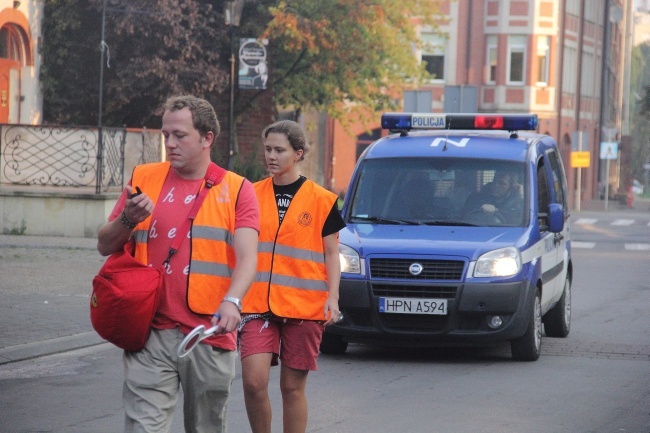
[600,142,618,160]
[571,151,590,168]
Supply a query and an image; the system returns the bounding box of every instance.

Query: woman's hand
[323,295,341,326]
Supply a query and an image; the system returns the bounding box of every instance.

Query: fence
[0,124,162,193]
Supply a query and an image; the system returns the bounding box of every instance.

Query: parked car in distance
[322,113,572,361]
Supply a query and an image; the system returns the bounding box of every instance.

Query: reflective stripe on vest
[257,241,326,264]
[253,271,328,291]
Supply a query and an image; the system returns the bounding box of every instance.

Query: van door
[536,155,563,310]
[546,149,569,302]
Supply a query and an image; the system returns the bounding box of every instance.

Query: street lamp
[224,0,244,170]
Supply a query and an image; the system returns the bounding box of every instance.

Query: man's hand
[210,301,241,334]
[123,185,154,226]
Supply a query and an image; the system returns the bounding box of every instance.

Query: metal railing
[0,124,162,193]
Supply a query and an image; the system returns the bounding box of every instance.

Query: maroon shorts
[239,317,325,371]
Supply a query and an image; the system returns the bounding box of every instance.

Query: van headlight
[474,246,521,277]
[339,244,360,274]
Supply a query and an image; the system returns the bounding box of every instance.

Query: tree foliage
[259,0,442,125]
[629,43,650,181]
[41,0,102,126]
[41,0,442,129]
[41,0,229,127]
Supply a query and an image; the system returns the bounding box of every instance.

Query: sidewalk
[0,234,106,364]
[579,196,650,213]
[0,198,648,365]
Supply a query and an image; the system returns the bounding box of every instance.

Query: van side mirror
[548,203,564,233]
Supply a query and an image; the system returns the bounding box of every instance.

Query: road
[0,206,648,433]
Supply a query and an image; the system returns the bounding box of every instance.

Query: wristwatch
[222,296,242,312]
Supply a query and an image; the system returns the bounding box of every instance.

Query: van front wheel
[543,277,571,338]
[511,289,542,361]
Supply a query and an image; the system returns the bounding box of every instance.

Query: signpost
[600,141,619,211]
[570,131,589,211]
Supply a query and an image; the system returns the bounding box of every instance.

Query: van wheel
[543,277,571,338]
[511,289,542,361]
[320,332,348,355]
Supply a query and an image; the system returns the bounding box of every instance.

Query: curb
[0,332,107,365]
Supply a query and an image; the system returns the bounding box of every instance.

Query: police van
[323,113,572,361]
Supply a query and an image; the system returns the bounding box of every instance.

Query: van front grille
[370,259,464,280]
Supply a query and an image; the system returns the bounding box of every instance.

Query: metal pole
[576,131,582,212]
[96,0,107,194]
[228,25,236,170]
[599,0,611,211]
[605,158,610,211]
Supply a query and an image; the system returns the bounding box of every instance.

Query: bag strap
[163,163,225,266]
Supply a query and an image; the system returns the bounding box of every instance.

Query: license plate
[379,297,448,315]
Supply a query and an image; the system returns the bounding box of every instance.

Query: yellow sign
[571,151,590,168]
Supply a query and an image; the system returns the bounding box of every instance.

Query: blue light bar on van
[381,113,539,132]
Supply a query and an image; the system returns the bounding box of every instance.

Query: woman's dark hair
[262,120,309,161]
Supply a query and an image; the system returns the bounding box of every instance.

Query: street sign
[571,151,590,168]
[599,142,618,160]
[571,131,588,151]
[239,38,268,90]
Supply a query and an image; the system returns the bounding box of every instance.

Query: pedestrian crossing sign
[599,142,618,160]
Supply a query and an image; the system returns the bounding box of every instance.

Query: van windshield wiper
[420,220,479,227]
[350,215,422,225]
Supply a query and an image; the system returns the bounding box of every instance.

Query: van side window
[547,150,567,209]
[537,162,550,220]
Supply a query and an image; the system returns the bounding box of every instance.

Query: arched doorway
[0,8,33,123]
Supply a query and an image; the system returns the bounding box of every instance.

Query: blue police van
[323,113,572,361]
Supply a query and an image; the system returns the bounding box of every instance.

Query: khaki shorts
[123,328,236,433]
[239,317,324,371]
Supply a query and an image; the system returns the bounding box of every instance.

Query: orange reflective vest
[131,162,244,315]
[242,177,337,320]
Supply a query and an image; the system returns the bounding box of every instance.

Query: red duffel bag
[90,241,163,351]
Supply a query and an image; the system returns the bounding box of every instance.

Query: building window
[421,33,447,81]
[508,35,526,85]
[536,36,550,85]
[486,35,497,83]
[562,46,577,94]
[0,26,25,62]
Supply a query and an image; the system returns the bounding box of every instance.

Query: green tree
[248,0,442,125]
[630,43,650,183]
[41,0,229,128]
[40,0,101,126]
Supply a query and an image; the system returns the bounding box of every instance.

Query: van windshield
[348,158,527,227]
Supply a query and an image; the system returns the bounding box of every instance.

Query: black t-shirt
[273,176,346,237]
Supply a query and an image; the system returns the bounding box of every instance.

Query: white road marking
[572,241,596,249]
[624,244,650,251]
[611,219,634,226]
[574,218,598,225]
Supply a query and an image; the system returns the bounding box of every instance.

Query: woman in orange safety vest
[240,120,346,433]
